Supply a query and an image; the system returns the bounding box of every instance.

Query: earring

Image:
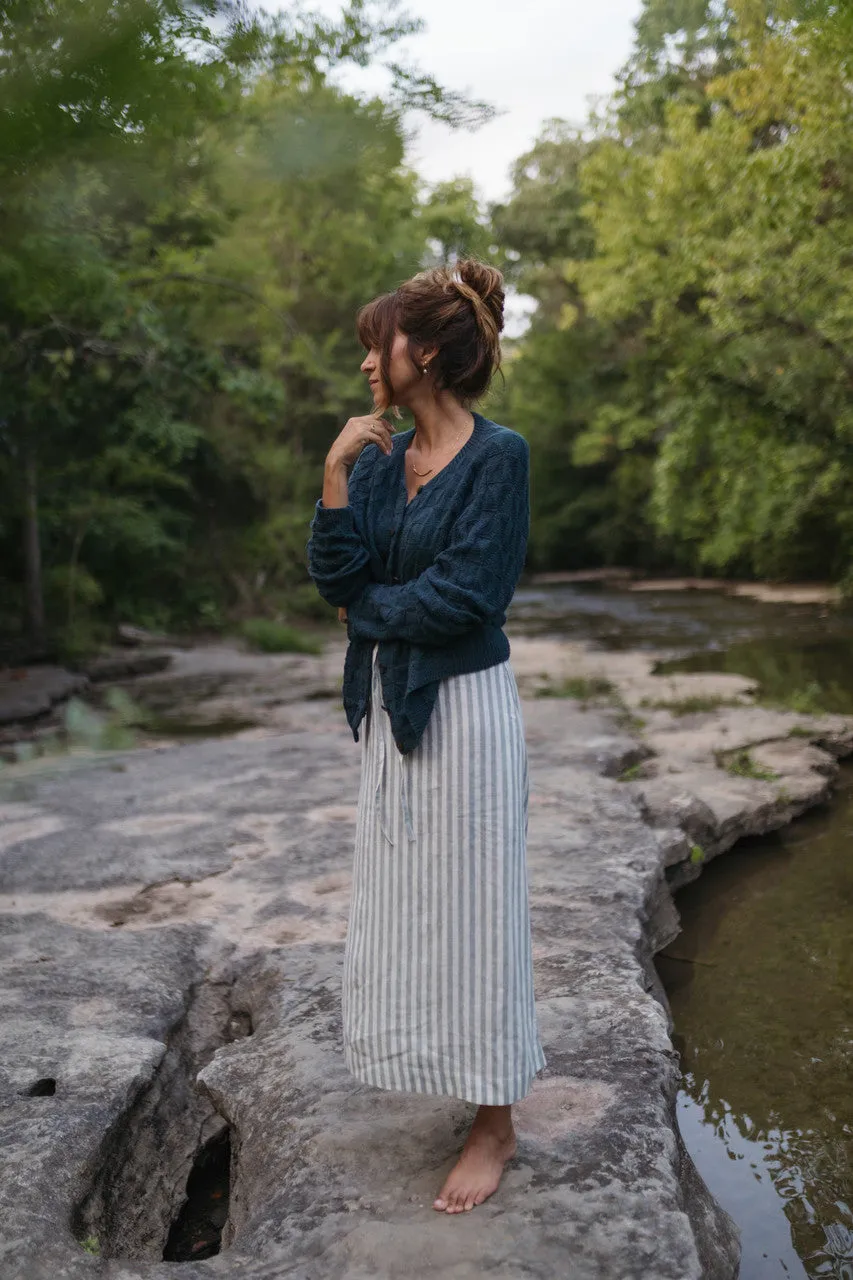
[422,362,429,376]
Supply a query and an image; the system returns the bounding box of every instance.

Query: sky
[267,0,644,204]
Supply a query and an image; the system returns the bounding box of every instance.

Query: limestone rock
[0,665,89,726]
[82,651,172,683]
[0,647,742,1279]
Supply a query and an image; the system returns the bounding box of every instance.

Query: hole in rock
[225,1009,253,1041]
[70,977,253,1261]
[162,1127,232,1262]
[26,1077,57,1096]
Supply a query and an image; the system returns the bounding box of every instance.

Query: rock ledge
[3,635,848,1277]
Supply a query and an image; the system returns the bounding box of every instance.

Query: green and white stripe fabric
[342,643,546,1106]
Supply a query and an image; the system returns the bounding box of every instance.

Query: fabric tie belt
[371,644,416,845]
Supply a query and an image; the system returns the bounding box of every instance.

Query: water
[511,581,853,1279]
[656,638,853,716]
[511,581,853,658]
[658,773,853,1279]
[511,580,853,716]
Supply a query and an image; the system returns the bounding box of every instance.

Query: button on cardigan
[305,410,530,755]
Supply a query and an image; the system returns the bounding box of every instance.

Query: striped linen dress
[341,641,546,1106]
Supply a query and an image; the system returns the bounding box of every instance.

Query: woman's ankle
[472,1103,514,1140]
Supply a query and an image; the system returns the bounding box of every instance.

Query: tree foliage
[496,0,853,588]
[5,0,852,661]
[0,0,489,656]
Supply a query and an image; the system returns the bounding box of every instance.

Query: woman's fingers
[325,413,396,468]
[362,414,394,454]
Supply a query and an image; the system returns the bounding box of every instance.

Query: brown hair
[356,258,504,411]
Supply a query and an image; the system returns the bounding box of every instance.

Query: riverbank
[527,569,844,606]
[2,630,851,1277]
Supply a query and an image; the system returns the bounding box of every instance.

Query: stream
[511,582,853,1280]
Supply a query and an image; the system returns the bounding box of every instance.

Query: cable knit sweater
[305,410,530,755]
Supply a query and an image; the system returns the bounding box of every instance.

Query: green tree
[0,1,493,656]
[0,0,251,649]
[496,0,853,586]
[489,123,666,571]
[579,0,853,583]
[419,177,497,266]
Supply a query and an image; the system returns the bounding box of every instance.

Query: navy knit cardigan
[305,410,530,755]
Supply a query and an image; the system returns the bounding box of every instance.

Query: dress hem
[343,1053,548,1108]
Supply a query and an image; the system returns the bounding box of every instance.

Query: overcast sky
[266,0,643,203]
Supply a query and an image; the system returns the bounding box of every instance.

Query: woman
[306,259,546,1215]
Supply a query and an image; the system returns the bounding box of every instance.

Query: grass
[757,681,828,716]
[639,694,745,715]
[535,672,650,739]
[716,747,781,782]
[240,618,323,655]
[788,724,815,738]
[535,674,615,700]
[615,710,647,733]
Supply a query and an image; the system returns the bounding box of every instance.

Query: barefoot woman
[306,259,546,1214]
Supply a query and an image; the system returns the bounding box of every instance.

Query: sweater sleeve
[345,436,530,646]
[305,445,378,607]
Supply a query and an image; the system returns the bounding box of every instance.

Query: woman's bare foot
[433,1104,517,1214]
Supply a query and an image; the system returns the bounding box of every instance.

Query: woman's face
[360,328,422,411]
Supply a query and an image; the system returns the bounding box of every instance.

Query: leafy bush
[240,618,323,655]
[281,583,338,623]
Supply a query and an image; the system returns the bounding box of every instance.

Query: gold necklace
[410,419,473,476]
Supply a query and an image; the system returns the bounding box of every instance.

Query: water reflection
[511,581,853,658]
[656,638,853,716]
[657,767,853,1279]
[675,1090,808,1278]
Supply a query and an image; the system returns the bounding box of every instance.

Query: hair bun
[358,257,504,406]
[453,259,505,336]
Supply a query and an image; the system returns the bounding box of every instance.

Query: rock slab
[0,635,790,1279]
[0,666,89,726]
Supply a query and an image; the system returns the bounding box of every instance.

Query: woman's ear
[416,344,439,379]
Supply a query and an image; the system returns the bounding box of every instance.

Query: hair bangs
[356,290,400,412]
[356,291,398,353]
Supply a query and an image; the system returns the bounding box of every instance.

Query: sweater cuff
[310,497,356,533]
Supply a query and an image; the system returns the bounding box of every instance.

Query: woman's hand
[326,413,395,469]
[338,606,347,624]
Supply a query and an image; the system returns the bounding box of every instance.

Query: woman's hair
[356,258,504,410]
